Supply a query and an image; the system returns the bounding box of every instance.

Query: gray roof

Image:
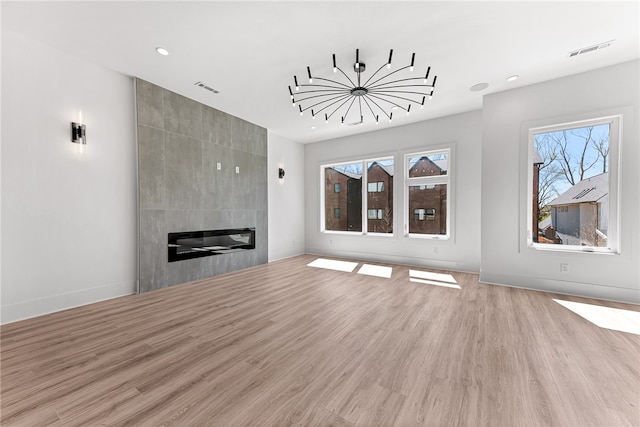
[329,167,361,180]
[532,147,543,165]
[548,173,608,206]
[538,216,552,230]
[408,157,447,173]
[433,159,447,171]
[369,162,394,176]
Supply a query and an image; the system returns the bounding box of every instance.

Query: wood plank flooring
[1,254,639,426]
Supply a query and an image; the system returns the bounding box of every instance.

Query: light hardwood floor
[1,255,639,426]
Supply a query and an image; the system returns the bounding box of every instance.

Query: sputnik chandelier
[289,49,437,125]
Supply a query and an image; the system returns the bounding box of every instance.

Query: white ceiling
[2,1,639,144]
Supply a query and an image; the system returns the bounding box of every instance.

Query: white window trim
[523,114,621,254]
[403,147,452,240]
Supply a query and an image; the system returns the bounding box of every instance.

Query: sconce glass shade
[278,168,285,179]
[71,122,86,144]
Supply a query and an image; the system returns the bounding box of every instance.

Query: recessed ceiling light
[310,126,316,130]
[155,47,169,56]
[391,106,399,110]
[470,82,489,92]
[506,75,519,82]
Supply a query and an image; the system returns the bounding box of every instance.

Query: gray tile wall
[136,78,268,292]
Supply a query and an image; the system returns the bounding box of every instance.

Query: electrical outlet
[560,263,570,273]
[216,162,221,170]
[235,166,240,174]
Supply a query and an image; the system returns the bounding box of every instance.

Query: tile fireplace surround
[136,78,268,292]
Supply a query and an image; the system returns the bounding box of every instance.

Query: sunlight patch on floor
[554,299,640,335]
[307,258,358,273]
[409,270,457,284]
[410,277,461,289]
[409,270,460,289]
[357,264,393,279]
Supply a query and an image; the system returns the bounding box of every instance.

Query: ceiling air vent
[569,40,614,58]
[194,81,219,94]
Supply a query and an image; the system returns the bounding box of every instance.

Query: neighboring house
[547,173,609,247]
[324,168,362,231]
[366,162,394,233]
[408,157,447,235]
[324,157,447,234]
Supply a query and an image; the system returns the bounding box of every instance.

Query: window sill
[405,233,450,240]
[321,230,394,238]
[529,243,618,255]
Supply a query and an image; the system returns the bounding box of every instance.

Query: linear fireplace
[168,228,255,262]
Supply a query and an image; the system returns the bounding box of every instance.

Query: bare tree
[592,135,609,173]
[535,134,563,219]
[536,125,608,189]
[546,126,605,187]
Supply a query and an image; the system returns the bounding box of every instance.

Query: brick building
[324,157,447,235]
[407,157,447,235]
[324,168,362,232]
[366,162,393,233]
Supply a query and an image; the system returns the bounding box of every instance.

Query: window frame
[404,148,452,240]
[525,114,621,254]
[320,155,395,236]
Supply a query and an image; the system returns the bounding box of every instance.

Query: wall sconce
[278,167,285,179]
[71,111,86,145]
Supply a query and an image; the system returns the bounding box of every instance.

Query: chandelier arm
[295,91,352,105]
[301,93,352,113]
[298,83,352,90]
[369,90,432,96]
[362,95,391,119]
[369,83,433,91]
[310,76,353,89]
[368,92,422,105]
[310,94,352,116]
[325,96,355,120]
[358,97,363,121]
[369,78,435,90]
[361,63,392,88]
[342,96,358,121]
[294,88,350,96]
[335,66,357,88]
[366,65,412,88]
[361,95,379,120]
[367,93,408,111]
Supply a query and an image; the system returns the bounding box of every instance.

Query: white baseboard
[480,272,640,305]
[268,249,306,263]
[1,280,136,325]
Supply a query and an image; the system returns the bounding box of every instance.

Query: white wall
[267,131,305,261]
[481,60,639,303]
[304,110,482,272]
[1,30,138,323]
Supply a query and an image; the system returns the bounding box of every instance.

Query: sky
[535,123,610,197]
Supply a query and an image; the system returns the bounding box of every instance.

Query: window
[529,116,619,252]
[405,149,450,238]
[368,182,384,192]
[368,209,383,220]
[321,157,393,234]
